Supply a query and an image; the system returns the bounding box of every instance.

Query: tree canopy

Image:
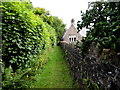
[34,7,66,42]
[77,2,120,53]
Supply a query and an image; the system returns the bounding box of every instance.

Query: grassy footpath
[31,46,75,88]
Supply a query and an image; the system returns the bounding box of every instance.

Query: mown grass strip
[31,46,75,88]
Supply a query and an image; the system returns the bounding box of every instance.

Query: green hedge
[2,2,57,71]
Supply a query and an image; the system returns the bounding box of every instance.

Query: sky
[30,0,99,37]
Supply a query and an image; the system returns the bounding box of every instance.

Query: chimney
[71,18,75,25]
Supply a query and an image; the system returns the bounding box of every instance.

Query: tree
[34,7,50,16]
[77,2,120,53]
[34,7,66,42]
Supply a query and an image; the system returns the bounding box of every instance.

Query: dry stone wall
[61,42,120,90]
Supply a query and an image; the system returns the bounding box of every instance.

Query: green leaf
[12,40,16,42]
[112,28,117,32]
[103,37,108,40]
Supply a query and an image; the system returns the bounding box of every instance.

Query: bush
[2,2,57,71]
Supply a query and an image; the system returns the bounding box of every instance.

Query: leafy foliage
[2,66,32,89]
[34,7,66,42]
[2,1,65,88]
[77,2,120,53]
[83,78,100,90]
[2,2,58,70]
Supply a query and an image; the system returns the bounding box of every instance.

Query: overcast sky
[30,0,99,37]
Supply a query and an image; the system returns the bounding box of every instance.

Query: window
[72,38,73,41]
[69,35,76,42]
[74,37,76,41]
[69,38,71,42]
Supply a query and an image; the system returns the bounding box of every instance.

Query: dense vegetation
[2,1,65,88]
[34,7,65,42]
[77,2,120,54]
[76,2,120,89]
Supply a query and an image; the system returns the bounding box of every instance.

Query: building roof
[63,24,82,39]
